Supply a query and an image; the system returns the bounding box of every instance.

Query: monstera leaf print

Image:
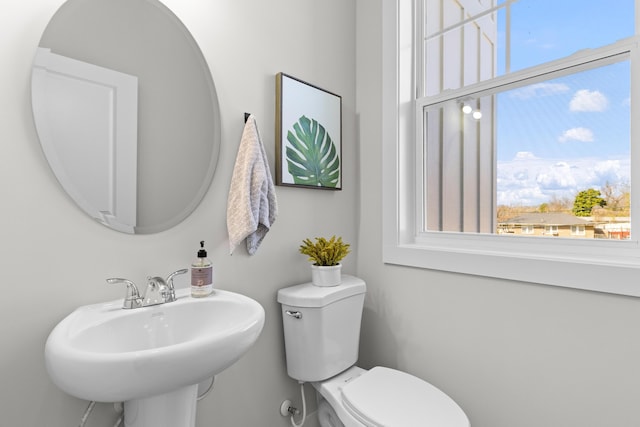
[286,115,340,187]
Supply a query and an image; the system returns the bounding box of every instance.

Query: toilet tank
[277,275,366,382]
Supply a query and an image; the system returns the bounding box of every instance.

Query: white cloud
[497,156,630,206]
[536,162,578,190]
[594,160,622,183]
[514,151,538,160]
[496,187,547,207]
[569,89,609,112]
[558,127,594,143]
[510,83,570,100]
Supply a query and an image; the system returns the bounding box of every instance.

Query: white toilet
[277,275,470,427]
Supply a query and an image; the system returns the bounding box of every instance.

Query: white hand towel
[227,115,278,255]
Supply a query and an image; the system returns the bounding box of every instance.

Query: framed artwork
[275,72,342,190]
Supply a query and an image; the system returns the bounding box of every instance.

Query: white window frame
[571,225,586,236]
[543,225,559,237]
[382,0,640,297]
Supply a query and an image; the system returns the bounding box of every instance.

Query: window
[382,0,640,296]
[571,225,585,236]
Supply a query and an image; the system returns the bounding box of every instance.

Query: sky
[494,0,634,206]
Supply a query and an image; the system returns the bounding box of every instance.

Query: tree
[600,180,630,213]
[572,189,606,217]
[548,195,573,212]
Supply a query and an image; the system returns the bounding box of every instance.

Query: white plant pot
[311,264,342,287]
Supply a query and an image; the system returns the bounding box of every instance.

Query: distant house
[592,219,631,240]
[498,212,594,238]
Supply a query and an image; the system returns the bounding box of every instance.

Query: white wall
[355,2,640,427]
[0,0,355,426]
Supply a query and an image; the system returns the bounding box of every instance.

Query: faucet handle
[165,268,188,286]
[164,269,188,302]
[107,278,142,309]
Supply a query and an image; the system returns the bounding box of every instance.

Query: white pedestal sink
[45,288,265,427]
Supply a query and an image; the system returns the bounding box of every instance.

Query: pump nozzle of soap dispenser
[198,240,207,258]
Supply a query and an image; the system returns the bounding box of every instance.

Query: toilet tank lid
[277,275,366,308]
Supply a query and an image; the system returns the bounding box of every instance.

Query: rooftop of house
[500,212,592,226]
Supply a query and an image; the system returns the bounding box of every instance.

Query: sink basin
[45,288,265,403]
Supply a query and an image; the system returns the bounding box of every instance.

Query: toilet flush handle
[285,310,302,319]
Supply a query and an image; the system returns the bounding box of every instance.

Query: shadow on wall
[359,306,399,370]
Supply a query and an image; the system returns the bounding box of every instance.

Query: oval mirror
[31,0,220,234]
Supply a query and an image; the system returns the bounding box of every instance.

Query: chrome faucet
[107,269,188,309]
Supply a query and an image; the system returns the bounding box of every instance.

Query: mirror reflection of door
[32,0,221,234]
[32,47,138,232]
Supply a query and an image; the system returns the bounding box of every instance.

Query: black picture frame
[275,73,342,190]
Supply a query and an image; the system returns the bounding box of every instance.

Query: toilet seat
[340,367,469,427]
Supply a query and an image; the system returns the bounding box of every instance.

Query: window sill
[383,239,640,297]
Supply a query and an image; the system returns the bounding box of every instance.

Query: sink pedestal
[124,385,198,427]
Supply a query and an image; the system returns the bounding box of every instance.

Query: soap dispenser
[191,241,213,297]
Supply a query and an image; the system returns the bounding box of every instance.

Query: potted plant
[299,235,351,286]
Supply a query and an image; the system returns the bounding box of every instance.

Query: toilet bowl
[317,397,343,427]
[278,276,470,427]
